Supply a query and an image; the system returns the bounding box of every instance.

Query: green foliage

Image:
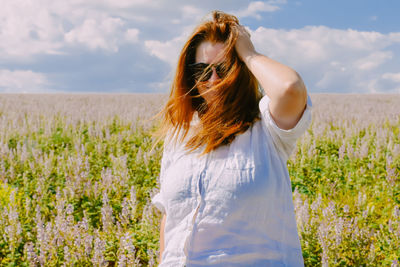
[288,121,400,266]
[0,116,164,266]
[0,96,399,266]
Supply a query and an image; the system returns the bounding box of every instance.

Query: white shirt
[151,93,313,266]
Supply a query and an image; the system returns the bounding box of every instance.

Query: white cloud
[0,0,65,61]
[181,5,205,21]
[250,25,400,93]
[388,32,400,42]
[235,0,286,19]
[353,51,392,71]
[65,17,128,52]
[100,0,159,8]
[124,28,140,43]
[382,72,400,83]
[0,0,259,60]
[144,26,195,66]
[0,69,51,93]
[145,37,185,67]
[0,0,151,60]
[1,0,400,94]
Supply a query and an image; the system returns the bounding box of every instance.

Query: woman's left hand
[235,25,258,63]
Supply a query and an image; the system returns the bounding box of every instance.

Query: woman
[151,10,312,267]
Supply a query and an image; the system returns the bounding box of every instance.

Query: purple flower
[338,143,346,160]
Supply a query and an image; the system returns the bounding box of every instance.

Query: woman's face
[194,41,225,105]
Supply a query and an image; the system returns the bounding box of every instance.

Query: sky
[1,0,400,94]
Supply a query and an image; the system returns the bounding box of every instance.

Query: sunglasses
[188,62,227,82]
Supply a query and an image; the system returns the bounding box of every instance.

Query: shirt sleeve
[259,93,313,162]
[151,139,172,214]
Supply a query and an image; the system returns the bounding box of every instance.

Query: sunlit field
[0,93,399,266]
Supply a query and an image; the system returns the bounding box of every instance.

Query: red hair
[152,10,262,156]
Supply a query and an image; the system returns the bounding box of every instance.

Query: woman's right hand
[234,25,258,63]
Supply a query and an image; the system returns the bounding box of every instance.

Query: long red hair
[152,10,262,156]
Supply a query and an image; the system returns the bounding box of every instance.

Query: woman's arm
[159,213,166,263]
[235,25,308,130]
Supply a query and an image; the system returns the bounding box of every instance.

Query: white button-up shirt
[152,94,313,266]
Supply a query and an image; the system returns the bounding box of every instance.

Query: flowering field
[0,93,399,266]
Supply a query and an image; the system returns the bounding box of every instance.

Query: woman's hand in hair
[234,25,258,64]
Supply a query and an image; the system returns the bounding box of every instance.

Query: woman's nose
[208,67,221,83]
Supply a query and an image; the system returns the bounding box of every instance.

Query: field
[0,93,399,266]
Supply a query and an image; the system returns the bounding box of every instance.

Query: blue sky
[1,0,399,94]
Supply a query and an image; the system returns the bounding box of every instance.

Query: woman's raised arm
[235,25,308,130]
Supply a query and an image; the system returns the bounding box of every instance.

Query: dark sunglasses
[188,62,227,82]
